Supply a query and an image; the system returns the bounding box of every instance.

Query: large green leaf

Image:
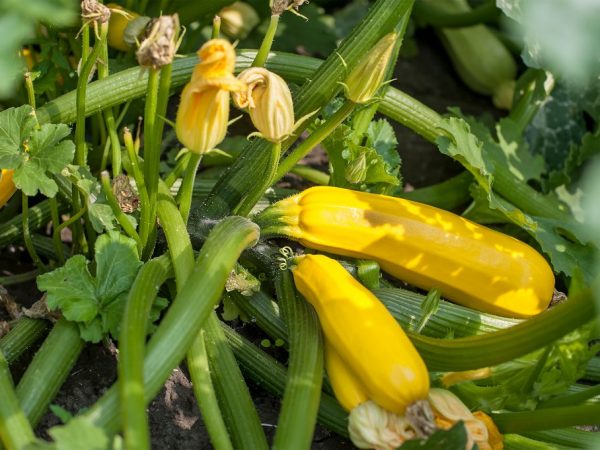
[37,232,142,343]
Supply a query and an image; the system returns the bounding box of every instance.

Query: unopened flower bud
[232,67,295,143]
[218,2,260,40]
[137,14,179,69]
[345,33,396,103]
[0,169,17,209]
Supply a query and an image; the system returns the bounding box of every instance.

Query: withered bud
[81,0,111,25]
[136,14,179,69]
[271,0,308,16]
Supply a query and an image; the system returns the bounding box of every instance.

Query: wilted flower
[0,169,17,209]
[218,2,260,40]
[428,388,503,450]
[232,67,295,143]
[137,14,179,69]
[175,39,245,154]
[345,33,397,103]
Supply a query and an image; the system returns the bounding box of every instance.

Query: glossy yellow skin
[324,339,368,412]
[0,169,16,208]
[293,254,430,414]
[277,186,555,318]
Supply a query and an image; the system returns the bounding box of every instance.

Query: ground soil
[1,29,501,449]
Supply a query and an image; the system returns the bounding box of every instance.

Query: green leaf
[37,232,142,342]
[49,417,110,450]
[0,106,74,197]
[37,255,98,323]
[49,404,74,424]
[366,118,401,169]
[0,105,37,167]
[415,289,441,334]
[62,165,117,232]
[453,322,598,411]
[400,422,469,450]
[95,232,140,302]
[436,116,536,230]
[498,0,600,84]
[437,113,596,280]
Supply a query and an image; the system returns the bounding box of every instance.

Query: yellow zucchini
[292,254,430,414]
[262,186,555,318]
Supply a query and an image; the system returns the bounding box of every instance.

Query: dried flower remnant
[136,14,179,69]
[233,67,295,143]
[81,0,111,28]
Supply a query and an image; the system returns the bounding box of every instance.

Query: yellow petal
[175,83,230,154]
[0,169,17,209]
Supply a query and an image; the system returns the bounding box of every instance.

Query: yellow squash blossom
[175,39,245,154]
[0,169,17,208]
[233,67,295,143]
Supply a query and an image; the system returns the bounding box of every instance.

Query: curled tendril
[277,246,295,270]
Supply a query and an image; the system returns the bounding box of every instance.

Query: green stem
[203,313,269,450]
[100,171,142,251]
[492,404,600,433]
[397,171,473,210]
[252,14,280,68]
[413,0,500,27]
[140,68,161,259]
[187,331,234,450]
[75,25,106,167]
[537,383,600,409]
[0,351,36,450]
[0,318,49,365]
[21,193,46,271]
[221,323,348,436]
[48,197,65,264]
[16,319,84,427]
[54,204,87,248]
[234,141,281,217]
[409,287,594,371]
[176,153,202,224]
[523,429,600,448]
[502,434,563,450]
[274,100,355,183]
[164,152,191,188]
[289,165,330,185]
[0,199,65,248]
[0,270,38,286]
[97,30,121,176]
[123,129,150,227]
[585,357,600,382]
[24,73,35,109]
[119,255,172,450]
[272,271,323,450]
[82,217,259,434]
[153,62,173,161]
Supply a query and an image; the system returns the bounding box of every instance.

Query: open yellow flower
[192,38,238,80]
[175,39,245,154]
[0,169,17,208]
[232,67,295,143]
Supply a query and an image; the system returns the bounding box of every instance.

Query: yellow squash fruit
[263,186,555,318]
[324,339,369,412]
[292,254,430,415]
[0,169,17,208]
